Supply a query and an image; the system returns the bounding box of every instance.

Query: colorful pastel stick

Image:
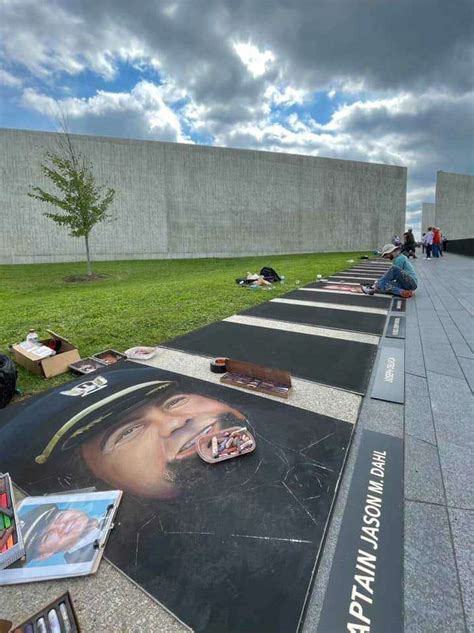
[2,513,13,549]
[0,513,6,552]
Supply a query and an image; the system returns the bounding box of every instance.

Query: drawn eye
[163,395,187,410]
[114,424,143,446]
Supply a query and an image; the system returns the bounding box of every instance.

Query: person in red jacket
[433,227,443,258]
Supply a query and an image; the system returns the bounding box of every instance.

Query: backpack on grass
[0,355,17,409]
[259,267,281,282]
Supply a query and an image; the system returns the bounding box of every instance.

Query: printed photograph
[0,491,120,584]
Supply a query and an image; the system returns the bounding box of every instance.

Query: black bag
[259,267,281,282]
[0,355,17,408]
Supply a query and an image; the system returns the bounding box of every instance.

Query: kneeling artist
[361,243,417,298]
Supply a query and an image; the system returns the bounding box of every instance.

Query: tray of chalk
[197,426,256,464]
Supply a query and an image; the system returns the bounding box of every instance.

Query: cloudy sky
[1,0,473,238]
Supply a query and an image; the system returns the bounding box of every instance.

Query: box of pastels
[0,473,25,570]
[12,591,81,632]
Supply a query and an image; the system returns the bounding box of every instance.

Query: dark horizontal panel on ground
[292,288,391,309]
[164,320,378,394]
[241,301,386,335]
[349,266,390,270]
[347,267,390,272]
[340,269,386,274]
[335,273,381,279]
[329,276,381,283]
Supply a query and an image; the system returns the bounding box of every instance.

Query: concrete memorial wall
[421,202,436,232]
[0,128,407,264]
[435,171,474,256]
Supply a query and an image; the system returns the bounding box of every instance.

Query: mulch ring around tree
[63,273,113,283]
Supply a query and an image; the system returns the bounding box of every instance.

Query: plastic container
[26,329,39,343]
[197,426,256,464]
[92,349,127,365]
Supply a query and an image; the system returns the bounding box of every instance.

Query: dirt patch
[63,273,112,283]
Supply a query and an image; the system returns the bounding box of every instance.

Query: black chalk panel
[241,301,386,335]
[164,320,378,395]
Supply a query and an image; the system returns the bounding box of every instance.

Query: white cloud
[407,185,435,206]
[0,68,22,87]
[21,81,190,143]
[264,84,307,106]
[233,42,275,78]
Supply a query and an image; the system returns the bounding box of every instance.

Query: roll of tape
[210,358,227,373]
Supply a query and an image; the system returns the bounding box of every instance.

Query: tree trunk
[85,234,92,277]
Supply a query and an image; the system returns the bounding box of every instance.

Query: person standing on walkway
[361,243,417,298]
[433,227,443,257]
[442,233,448,252]
[423,227,434,259]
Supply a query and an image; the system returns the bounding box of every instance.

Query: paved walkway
[404,253,473,632]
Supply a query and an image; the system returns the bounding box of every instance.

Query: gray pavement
[304,252,473,633]
[404,253,473,633]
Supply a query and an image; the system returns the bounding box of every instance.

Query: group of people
[421,227,446,259]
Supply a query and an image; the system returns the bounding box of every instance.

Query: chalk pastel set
[12,591,81,633]
[219,359,292,399]
[197,426,256,463]
[0,473,25,570]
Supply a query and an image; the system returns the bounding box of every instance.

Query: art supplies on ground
[18,341,56,359]
[210,357,227,373]
[60,376,108,398]
[220,359,292,399]
[124,346,157,361]
[0,474,25,570]
[0,490,122,585]
[13,591,81,633]
[197,426,256,464]
[92,349,126,365]
[12,331,80,378]
[68,357,107,375]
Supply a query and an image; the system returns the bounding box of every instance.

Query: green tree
[28,132,115,277]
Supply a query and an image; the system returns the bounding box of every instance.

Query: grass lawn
[1,251,370,397]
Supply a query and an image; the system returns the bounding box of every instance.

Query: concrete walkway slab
[404,501,466,633]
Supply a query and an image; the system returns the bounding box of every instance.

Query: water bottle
[26,329,39,343]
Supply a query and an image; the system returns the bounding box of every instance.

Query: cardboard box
[12,330,81,378]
